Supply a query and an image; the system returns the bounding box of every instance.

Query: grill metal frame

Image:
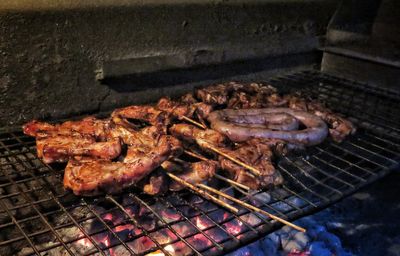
[0,70,399,256]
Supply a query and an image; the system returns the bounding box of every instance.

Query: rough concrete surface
[0,1,338,126]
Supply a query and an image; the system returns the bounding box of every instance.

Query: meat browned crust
[63,135,172,196]
[36,135,121,164]
[23,117,110,140]
[219,140,283,190]
[166,160,218,191]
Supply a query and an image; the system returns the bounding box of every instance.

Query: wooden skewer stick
[166,172,239,214]
[182,150,250,190]
[181,116,207,129]
[196,183,306,232]
[214,174,250,191]
[198,140,261,176]
[183,149,209,161]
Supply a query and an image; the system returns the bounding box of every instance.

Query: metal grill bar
[0,70,399,256]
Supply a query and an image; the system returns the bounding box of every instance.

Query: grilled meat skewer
[161,160,218,191]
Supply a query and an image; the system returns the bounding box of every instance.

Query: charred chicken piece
[169,124,229,148]
[196,83,231,106]
[63,135,172,196]
[23,116,110,140]
[162,160,218,191]
[196,81,282,108]
[109,125,163,146]
[111,105,170,131]
[157,97,213,121]
[36,134,121,164]
[219,139,283,190]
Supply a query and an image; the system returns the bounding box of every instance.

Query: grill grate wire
[0,70,399,256]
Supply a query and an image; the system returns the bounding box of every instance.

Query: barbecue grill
[0,1,399,255]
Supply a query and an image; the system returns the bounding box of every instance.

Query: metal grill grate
[0,71,399,256]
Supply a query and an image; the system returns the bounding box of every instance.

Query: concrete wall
[0,0,338,126]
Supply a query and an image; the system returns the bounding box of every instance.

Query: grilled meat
[112,105,170,131]
[196,83,230,105]
[169,124,228,148]
[157,97,213,121]
[64,135,172,196]
[195,81,282,109]
[208,108,329,146]
[23,116,110,140]
[36,134,121,164]
[163,160,218,191]
[219,139,283,190]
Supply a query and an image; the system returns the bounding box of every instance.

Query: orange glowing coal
[145,244,175,256]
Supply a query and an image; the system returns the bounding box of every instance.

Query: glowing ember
[164,244,175,254]
[76,237,92,248]
[114,223,135,233]
[145,244,176,256]
[195,216,212,230]
[160,208,182,223]
[288,249,311,256]
[223,219,244,235]
[103,213,113,222]
[191,233,212,250]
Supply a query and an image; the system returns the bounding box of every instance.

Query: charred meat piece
[157,97,195,120]
[139,168,169,195]
[169,124,228,148]
[163,160,218,191]
[112,105,170,131]
[180,93,198,104]
[63,135,172,196]
[109,125,162,146]
[196,81,282,108]
[196,83,231,106]
[219,140,283,190]
[36,134,121,164]
[157,97,213,121]
[23,116,110,140]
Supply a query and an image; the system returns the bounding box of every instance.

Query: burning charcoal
[192,215,213,230]
[128,236,156,254]
[204,226,229,243]
[281,233,310,253]
[135,215,156,231]
[172,220,197,237]
[178,205,199,218]
[152,228,178,245]
[270,201,293,213]
[159,208,182,223]
[286,196,307,208]
[188,194,204,205]
[240,212,262,226]
[208,209,230,223]
[248,192,271,207]
[222,219,247,236]
[163,241,192,256]
[187,233,213,251]
[196,200,218,213]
